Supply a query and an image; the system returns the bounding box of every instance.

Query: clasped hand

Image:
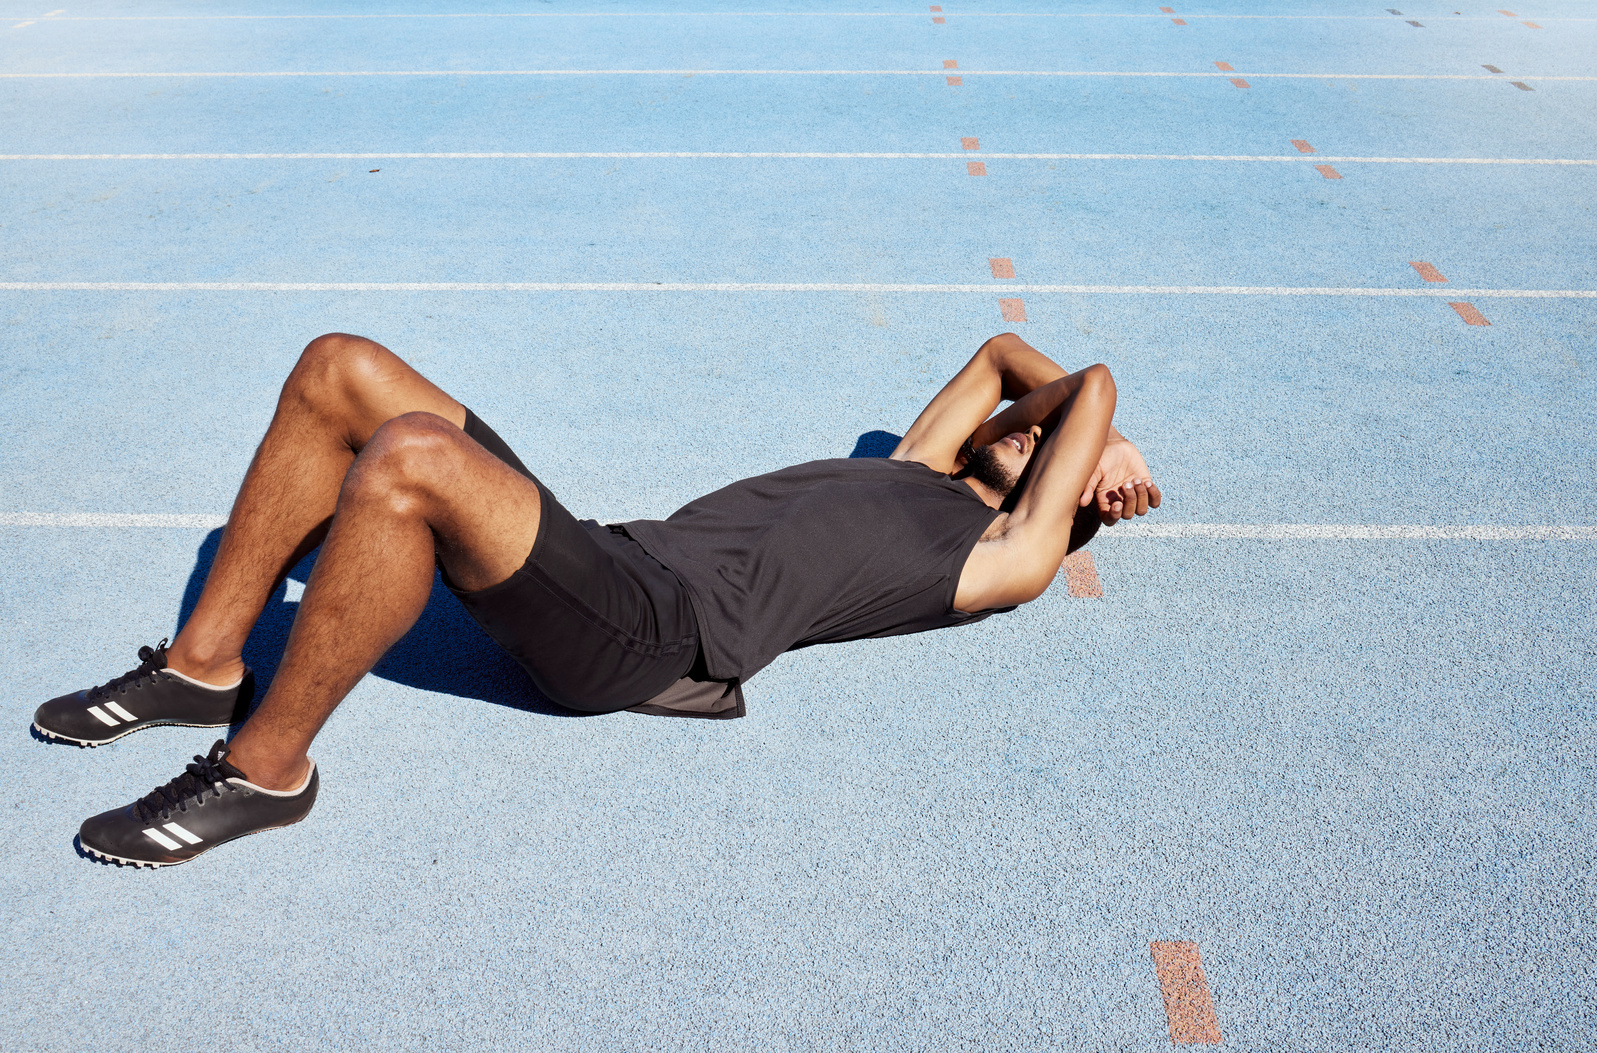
[1080,437,1162,525]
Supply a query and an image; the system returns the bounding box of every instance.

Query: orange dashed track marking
[1230,77,1249,88]
[998,298,1026,321]
[1498,8,1516,14]
[966,160,987,176]
[1522,21,1541,28]
[943,59,958,69]
[1150,942,1223,1045]
[1061,551,1103,598]
[932,16,945,23]
[1450,302,1491,326]
[947,76,962,85]
[1316,164,1342,179]
[1214,61,1234,71]
[1410,261,1448,283]
[989,257,1015,279]
[961,137,980,150]
[1172,18,1187,25]
[1291,139,1316,153]
[1160,6,1175,12]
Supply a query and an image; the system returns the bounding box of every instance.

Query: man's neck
[961,477,1005,510]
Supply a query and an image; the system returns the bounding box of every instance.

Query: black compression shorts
[448,409,701,714]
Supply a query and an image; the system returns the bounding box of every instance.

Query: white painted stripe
[87,705,120,727]
[0,283,1591,298]
[1108,524,1597,540]
[0,513,227,527]
[23,12,1597,21]
[162,822,203,845]
[2,152,1592,165]
[142,827,183,851]
[9,515,1595,540]
[4,69,1595,81]
[103,700,138,722]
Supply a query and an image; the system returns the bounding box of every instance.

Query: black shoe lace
[85,638,169,702]
[132,740,240,824]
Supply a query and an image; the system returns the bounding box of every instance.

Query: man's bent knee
[340,412,466,511]
[282,332,391,413]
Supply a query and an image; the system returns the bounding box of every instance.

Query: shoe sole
[79,814,310,869]
[33,718,234,748]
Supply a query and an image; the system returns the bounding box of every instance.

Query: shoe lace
[85,638,169,701]
[132,740,241,824]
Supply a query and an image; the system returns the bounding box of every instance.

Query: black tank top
[622,458,1012,683]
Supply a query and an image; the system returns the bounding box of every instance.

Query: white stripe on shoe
[142,827,182,850]
[88,705,119,726]
[103,700,137,721]
[162,822,203,845]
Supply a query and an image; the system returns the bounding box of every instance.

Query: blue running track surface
[2,1,1594,1050]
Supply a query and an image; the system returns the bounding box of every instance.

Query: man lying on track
[35,331,1161,867]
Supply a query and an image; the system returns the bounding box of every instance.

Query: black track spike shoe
[79,740,318,868]
[33,640,253,747]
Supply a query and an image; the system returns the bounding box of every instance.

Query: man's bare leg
[221,411,543,789]
[163,333,468,686]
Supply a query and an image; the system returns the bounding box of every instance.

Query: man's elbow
[1078,362,1116,402]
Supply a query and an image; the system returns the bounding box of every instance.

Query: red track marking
[967,161,987,176]
[999,298,1026,321]
[1291,139,1316,153]
[1482,64,1503,73]
[1172,18,1188,24]
[1410,261,1448,283]
[944,59,958,69]
[932,16,946,23]
[1150,942,1223,1045]
[1512,80,1535,90]
[1450,302,1491,326]
[1316,164,1342,179]
[1522,21,1541,28]
[1214,61,1234,71]
[961,137,980,150]
[1230,77,1249,88]
[947,76,962,85]
[1061,551,1103,598]
[989,257,1015,279]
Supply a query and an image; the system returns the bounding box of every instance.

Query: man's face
[965,426,1042,498]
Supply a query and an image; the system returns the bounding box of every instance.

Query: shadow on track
[175,530,583,720]
[175,429,1050,719]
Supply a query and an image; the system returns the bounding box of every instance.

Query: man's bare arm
[955,364,1120,611]
[892,332,1113,472]
[966,333,1126,452]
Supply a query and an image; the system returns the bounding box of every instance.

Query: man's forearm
[976,334,1126,446]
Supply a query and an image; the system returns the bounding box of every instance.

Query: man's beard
[964,443,1018,497]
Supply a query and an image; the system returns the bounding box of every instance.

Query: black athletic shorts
[447,409,701,714]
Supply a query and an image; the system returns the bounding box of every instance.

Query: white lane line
[1110,524,1597,540]
[4,514,1591,541]
[3,152,1593,165]
[0,513,227,527]
[23,11,1597,20]
[1,283,1592,298]
[4,69,1596,80]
